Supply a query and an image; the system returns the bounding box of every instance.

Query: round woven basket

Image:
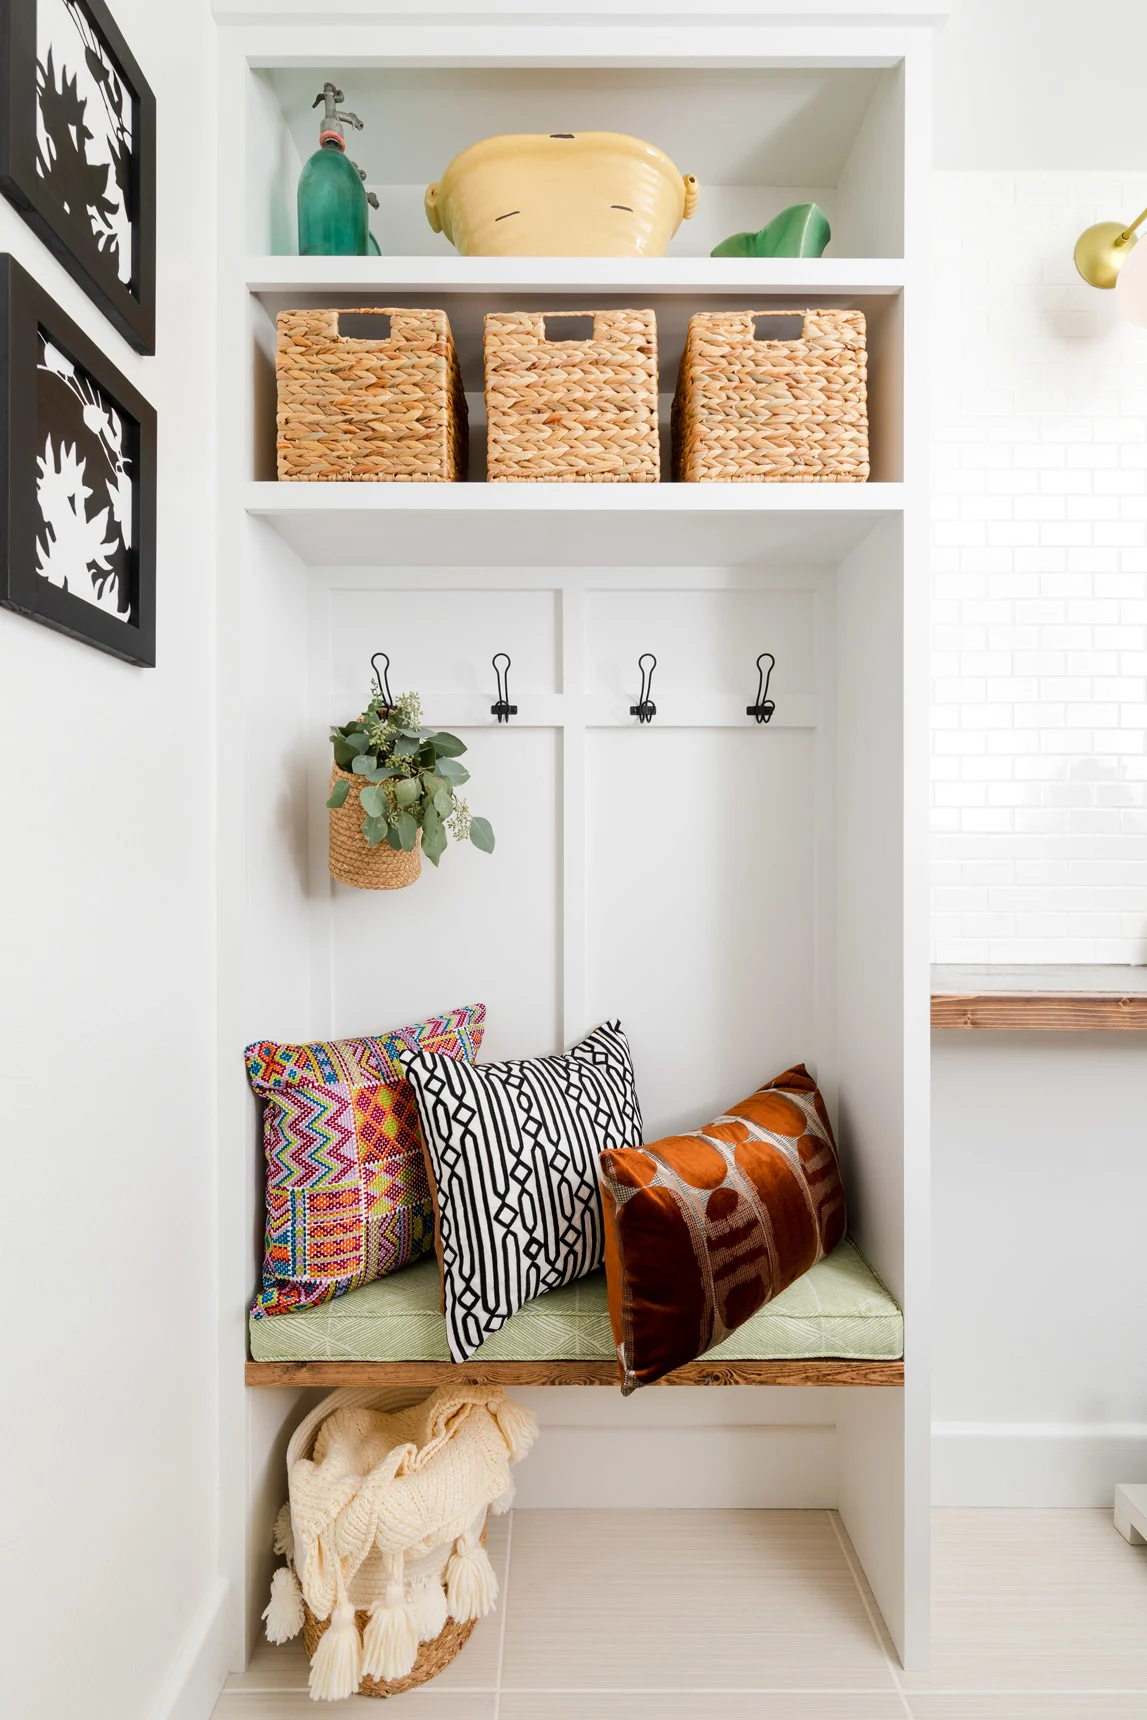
[328,765,421,890]
[286,1388,492,1699]
[302,1602,477,1699]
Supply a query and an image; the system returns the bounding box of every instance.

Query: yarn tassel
[262,1564,304,1644]
[491,1395,538,1463]
[308,1598,361,1702]
[271,1501,294,1561]
[410,1575,448,1643]
[490,1481,515,1515]
[446,1529,498,1622]
[361,1568,418,1682]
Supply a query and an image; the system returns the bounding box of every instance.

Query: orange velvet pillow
[598,1063,847,1393]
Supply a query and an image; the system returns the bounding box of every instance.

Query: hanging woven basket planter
[327,765,422,891]
[326,672,494,888]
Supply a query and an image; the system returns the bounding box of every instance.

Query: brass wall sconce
[1074,206,1147,289]
[1075,203,1147,323]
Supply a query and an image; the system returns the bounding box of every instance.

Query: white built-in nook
[215,2,934,1679]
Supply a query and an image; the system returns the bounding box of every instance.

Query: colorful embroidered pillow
[246,1004,485,1319]
[403,1020,643,1363]
[598,1063,847,1392]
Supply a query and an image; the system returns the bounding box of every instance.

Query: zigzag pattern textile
[245,1004,485,1318]
[403,1019,643,1362]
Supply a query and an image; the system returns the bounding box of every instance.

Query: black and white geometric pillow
[402,1019,643,1362]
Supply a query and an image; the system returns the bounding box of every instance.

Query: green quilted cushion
[248,1238,902,1365]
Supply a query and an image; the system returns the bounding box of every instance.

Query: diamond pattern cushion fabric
[245,1004,485,1319]
[599,1062,848,1392]
[402,1019,643,1362]
[247,1240,901,1364]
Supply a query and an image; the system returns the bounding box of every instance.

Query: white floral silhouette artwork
[36,337,133,617]
[35,0,133,285]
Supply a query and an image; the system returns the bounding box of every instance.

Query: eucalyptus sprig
[326,687,494,868]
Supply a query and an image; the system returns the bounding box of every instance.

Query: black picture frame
[0,0,155,353]
[1,252,156,664]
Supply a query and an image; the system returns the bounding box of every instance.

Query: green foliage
[469,816,495,854]
[329,683,495,868]
[435,755,470,786]
[358,784,387,819]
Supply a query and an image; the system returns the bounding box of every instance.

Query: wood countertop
[931,965,1147,1030]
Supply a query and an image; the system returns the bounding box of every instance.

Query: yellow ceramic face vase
[425,131,700,258]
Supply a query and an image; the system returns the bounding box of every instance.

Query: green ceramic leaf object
[711,202,831,260]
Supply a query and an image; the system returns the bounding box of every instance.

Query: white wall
[934,0,1147,172]
[931,2,1147,963]
[929,1,1147,1505]
[0,4,223,1718]
[932,1031,1147,1503]
[931,169,1147,963]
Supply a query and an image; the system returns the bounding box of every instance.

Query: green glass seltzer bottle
[297,83,372,256]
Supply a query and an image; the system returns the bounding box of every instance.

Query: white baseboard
[513,1424,837,1508]
[933,1422,1147,1506]
[507,1385,858,1508]
[150,1575,233,1720]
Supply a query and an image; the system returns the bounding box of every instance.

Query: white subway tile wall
[932,172,1147,962]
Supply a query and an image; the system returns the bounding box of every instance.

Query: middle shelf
[243,479,907,566]
[245,264,907,486]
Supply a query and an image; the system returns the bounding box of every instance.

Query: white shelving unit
[214,0,937,1682]
[247,256,909,293]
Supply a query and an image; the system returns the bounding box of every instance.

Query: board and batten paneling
[585,585,815,699]
[586,726,819,1139]
[329,724,562,1062]
[325,583,562,1061]
[329,583,561,705]
[582,582,821,1132]
[317,571,824,1087]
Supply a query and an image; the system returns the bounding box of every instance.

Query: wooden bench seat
[246,1238,904,1388]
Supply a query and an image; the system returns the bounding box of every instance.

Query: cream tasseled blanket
[264,1384,538,1701]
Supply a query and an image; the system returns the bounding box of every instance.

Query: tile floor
[214,1508,1147,1719]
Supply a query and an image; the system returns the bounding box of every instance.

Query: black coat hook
[370,651,395,712]
[747,653,776,724]
[491,652,517,723]
[630,652,657,724]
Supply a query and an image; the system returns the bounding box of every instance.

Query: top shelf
[247,63,908,261]
[245,256,907,302]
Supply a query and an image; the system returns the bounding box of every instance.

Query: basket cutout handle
[751,313,806,342]
[338,310,393,343]
[543,313,597,343]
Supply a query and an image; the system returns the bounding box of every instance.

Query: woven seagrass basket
[484,308,659,482]
[303,1593,478,1698]
[328,766,421,890]
[289,1386,488,1699]
[673,308,869,482]
[277,307,467,481]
